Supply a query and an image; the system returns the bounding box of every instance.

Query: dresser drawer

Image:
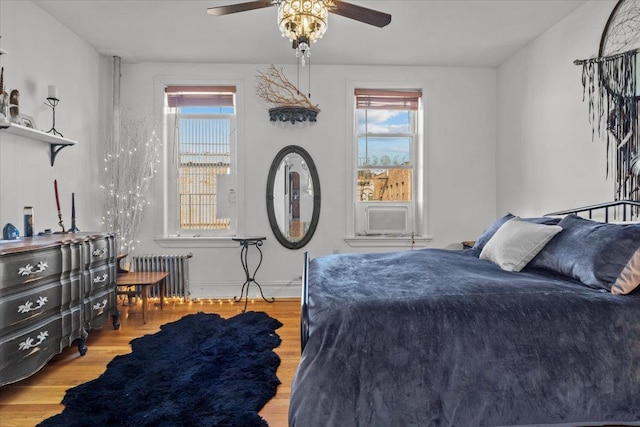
[0,247,62,292]
[0,282,62,335]
[0,316,63,386]
[84,263,115,295]
[83,288,117,330]
[83,235,114,269]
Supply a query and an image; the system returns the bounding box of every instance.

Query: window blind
[177,115,233,230]
[355,89,422,111]
[166,85,236,108]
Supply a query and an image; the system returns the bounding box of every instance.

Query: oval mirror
[266,145,321,249]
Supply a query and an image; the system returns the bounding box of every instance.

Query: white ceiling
[32,0,588,67]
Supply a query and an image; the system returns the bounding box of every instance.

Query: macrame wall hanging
[574,0,640,201]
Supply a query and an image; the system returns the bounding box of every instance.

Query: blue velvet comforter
[289,249,640,426]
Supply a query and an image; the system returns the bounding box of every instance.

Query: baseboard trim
[189,280,301,300]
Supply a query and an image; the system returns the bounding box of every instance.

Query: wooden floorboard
[0,297,301,427]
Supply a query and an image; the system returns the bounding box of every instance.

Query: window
[353,88,422,237]
[165,86,237,236]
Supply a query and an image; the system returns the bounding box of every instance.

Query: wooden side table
[462,240,476,249]
[116,271,168,323]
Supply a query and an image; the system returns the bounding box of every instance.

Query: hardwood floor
[0,297,301,427]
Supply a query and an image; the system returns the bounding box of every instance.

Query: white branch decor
[101,110,161,255]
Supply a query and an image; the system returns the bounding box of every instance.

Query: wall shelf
[2,123,77,166]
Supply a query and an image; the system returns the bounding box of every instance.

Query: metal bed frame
[301,252,310,352]
[546,199,640,221]
[300,200,640,352]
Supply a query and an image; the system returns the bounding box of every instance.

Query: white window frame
[153,77,245,248]
[344,81,429,247]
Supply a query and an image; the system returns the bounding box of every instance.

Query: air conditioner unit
[365,205,410,235]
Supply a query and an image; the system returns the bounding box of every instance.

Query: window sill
[344,235,432,248]
[155,236,239,248]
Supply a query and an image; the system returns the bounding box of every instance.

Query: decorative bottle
[23,206,34,237]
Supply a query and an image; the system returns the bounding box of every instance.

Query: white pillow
[480,218,562,272]
[612,247,640,295]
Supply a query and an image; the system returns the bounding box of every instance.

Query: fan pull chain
[296,58,301,96]
[308,56,311,98]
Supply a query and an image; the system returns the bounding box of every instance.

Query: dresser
[0,233,119,386]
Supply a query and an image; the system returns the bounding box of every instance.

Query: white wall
[0,0,110,235]
[121,62,497,298]
[0,1,498,300]
[496,0,617,216]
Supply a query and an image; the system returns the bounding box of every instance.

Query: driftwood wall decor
[255,64,320,124]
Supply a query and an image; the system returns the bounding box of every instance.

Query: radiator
[130,254,192,299]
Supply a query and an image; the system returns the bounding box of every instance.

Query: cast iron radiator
[130,254,193,299]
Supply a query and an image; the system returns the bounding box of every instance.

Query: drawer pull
[93,299,108,314]
[92,248,106,257]
[17,296,49,314]
[18,330,49,351]
[93,273,108,284]
[18,261,48,276]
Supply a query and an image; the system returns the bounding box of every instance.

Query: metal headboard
[301,252,309,353]
[545,200,640,223]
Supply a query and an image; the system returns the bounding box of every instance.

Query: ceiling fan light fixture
[278,0,331,64]
[207,0,390,66]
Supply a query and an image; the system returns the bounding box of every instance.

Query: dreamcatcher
[575,0,640,201]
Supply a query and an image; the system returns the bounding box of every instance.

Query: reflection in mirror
[267,146,320,249]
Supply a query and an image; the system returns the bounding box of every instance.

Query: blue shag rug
[39,311,282,427]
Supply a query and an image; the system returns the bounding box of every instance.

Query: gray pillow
[529,214,640,291]
[480,218,562,272]
[472,213,514,251]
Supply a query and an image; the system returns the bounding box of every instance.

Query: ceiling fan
[207,1,392,64]
[207,1,391,28]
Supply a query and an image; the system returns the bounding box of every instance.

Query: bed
[289,201,640,427]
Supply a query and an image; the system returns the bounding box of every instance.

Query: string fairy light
[101,110,162,255]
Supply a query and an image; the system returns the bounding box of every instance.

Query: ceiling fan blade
[207,1,275,16]
[330,1,391,28]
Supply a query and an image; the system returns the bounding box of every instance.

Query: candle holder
[57,213,66,233]
[45,97,63,137]
[69,193,79,232]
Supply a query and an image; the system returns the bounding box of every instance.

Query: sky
[357,109,412,167]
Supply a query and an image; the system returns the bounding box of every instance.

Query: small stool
[116,271,168,323]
